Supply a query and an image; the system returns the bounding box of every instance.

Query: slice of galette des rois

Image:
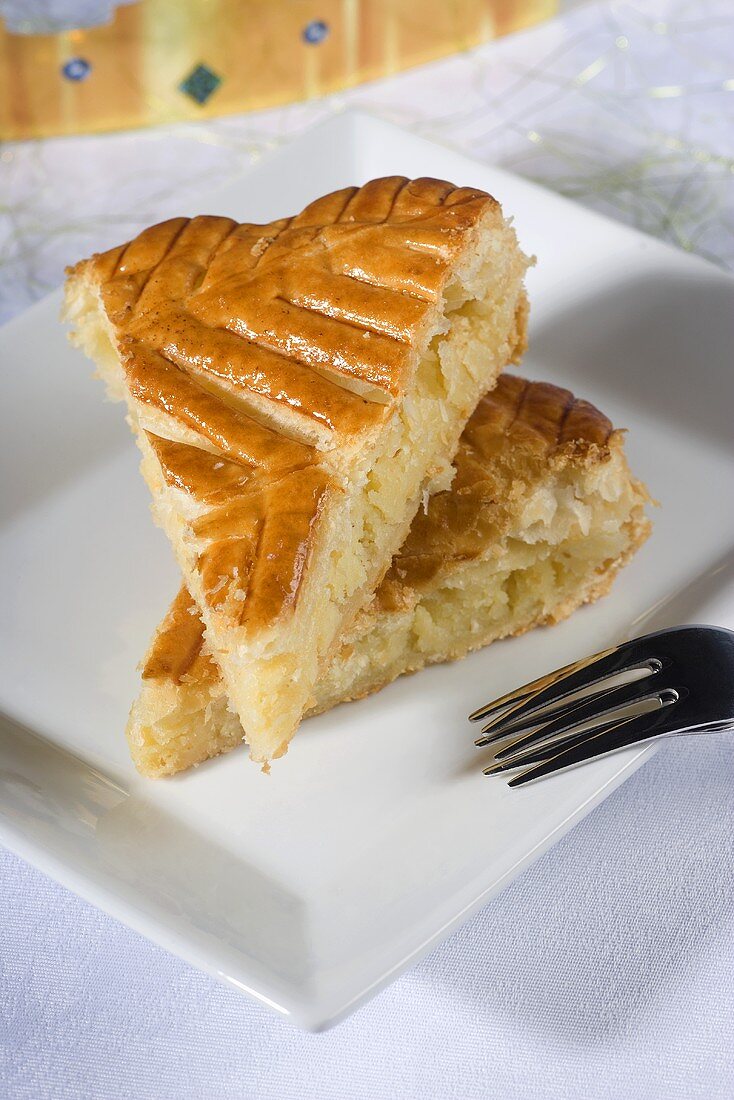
[128,375,651,778]
[64,176,530,764]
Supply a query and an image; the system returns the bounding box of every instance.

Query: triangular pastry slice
[128,375,651,777]
[64,176,529,763]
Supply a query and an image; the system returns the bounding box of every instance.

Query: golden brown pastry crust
[145,434,333,634]
[380,374,616,600]
[70,176,509,638]
[141,376,622,687]
[67,175,535,763]
[70,178,500,447]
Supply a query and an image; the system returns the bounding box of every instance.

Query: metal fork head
[469,625,734,786]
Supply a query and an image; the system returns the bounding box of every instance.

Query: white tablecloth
[3,739,733,1099]
[2,2,733,1096]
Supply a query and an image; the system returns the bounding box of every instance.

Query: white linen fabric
[1,739,732,1099]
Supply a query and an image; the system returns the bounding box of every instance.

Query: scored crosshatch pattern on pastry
[83,178,502,448]
[70,178,513,628]
[146,373,623,680]
[127,374,651,778]
[379,374,619,598]
[143,434,333,632]
[65,175,530,763]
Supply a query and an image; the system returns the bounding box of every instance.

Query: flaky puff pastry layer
[127,375,651,777]
[64,176,530,763]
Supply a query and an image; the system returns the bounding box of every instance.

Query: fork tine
[484,712,637,776]
[490,677,669,761]
[474,647,623,735]
[474,624,734,786]
[467,649,613,723]
[484,696,667,774]
[505,703,682,786]
[474,651,661,743]
[488,685,680,773]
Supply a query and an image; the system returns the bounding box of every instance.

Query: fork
[469,625,734,787]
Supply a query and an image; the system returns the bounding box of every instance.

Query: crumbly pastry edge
[63,181,531,763]
[123,410,652,776]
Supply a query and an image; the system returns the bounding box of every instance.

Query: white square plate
[1,112,733,1031]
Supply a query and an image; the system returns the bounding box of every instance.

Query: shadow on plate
[0,295,132,527]
[631,547,734,635]
[526,267,734,452]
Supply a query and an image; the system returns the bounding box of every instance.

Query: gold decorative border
[0,0,557,139]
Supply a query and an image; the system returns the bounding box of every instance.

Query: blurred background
[0,0,558,137]
[1,0,732,321]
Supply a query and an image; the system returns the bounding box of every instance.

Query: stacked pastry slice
[127,374,651,776]
[64,176,531,767]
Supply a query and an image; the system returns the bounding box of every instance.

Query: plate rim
[1,108,731,1031]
